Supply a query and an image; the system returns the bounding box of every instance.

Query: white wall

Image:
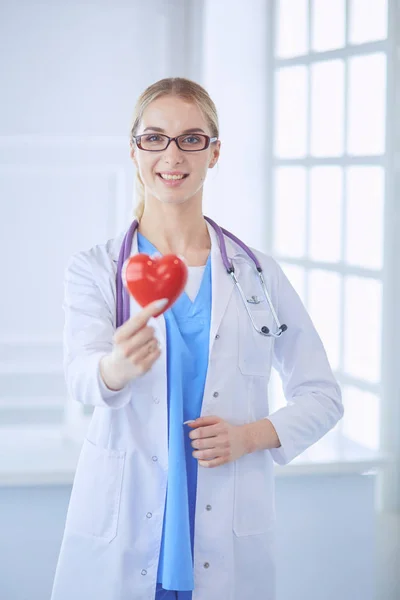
[201,0,271,253]
[1,0,185,136]
[0,0,190,427]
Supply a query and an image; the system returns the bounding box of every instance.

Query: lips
[157,173,189,180]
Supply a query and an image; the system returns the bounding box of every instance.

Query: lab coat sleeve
[62,250,133,409]
[266,260,344,465]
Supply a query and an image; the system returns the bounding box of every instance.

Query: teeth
[159,174,185,180]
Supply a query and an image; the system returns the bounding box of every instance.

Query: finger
[134,345,162,375]
[198,457,226,468]
[191,435,228,450]
[114,298,168,343]
[189,423,220,440]
[192,448,224,460]
[187,416,221,430]
[131,338,160,365]
[121,326,155,356]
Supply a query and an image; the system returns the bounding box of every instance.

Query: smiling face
[130,95,220,209]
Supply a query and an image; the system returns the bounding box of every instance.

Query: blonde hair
[130,77,219,220]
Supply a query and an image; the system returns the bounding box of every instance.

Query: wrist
[242,419,281,454]
[99,355,125,392]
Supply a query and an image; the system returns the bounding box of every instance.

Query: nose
[162,138,184,164]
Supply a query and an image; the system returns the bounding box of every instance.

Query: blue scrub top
[137,233,212,592]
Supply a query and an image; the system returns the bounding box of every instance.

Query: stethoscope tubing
[116,217,287,337]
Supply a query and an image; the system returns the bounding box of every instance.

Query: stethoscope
[116,216,287,338]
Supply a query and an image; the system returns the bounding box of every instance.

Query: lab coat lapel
[206,221,241,361]
[110,224,167,343]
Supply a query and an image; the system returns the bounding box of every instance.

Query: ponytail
[134,170,145,220]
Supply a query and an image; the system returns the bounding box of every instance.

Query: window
[268,0,389,454]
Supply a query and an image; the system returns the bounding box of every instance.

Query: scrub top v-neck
[137,232,212,592]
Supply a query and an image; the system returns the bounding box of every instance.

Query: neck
[137,198,211,266]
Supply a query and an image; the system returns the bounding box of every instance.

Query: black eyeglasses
[132,133,218,152]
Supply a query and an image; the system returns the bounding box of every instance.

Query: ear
[209,141,221,169]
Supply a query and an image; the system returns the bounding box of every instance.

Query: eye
[144,134,163,143]
[182,135,201,144]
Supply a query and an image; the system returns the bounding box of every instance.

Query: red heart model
[122,253,188,316]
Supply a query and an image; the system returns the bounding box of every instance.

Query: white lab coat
[51,221,343,600]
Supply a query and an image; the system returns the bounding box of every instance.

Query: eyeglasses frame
[132,132,219,152]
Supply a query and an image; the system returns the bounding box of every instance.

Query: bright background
[0,1,398,599]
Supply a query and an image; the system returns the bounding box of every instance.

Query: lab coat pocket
[238,309,274,376]
[65,437,126,542]
[233,452,275,536]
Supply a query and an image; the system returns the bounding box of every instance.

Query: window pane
[312,0,345,52]
[273,168,307,258]
[280,263,306,304]
[274,66,308,158]
[344,276,382,383]
[347,53,386,155]
[311,60,345,157]
[309,167,343,263]
[350,0,388,44]
[342,385,380,451]
[345,167,384,270]
[276,0,308,58]
[308,270,341,371]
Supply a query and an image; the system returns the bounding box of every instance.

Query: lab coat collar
[206,220,240,360]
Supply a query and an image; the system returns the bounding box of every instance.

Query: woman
[51,77,343,600]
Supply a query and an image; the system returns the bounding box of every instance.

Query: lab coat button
[141,570,147,576]
[206,505,212,511]
[152,456,158,462]
[154,397,160,404]
[146,512,152,518]
[203,562,210,569]
[215,334,220,339]
[213,391,219,398]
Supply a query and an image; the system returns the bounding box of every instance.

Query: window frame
[267,0,396,458]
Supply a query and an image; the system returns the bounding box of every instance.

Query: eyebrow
[142,127,206,134]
